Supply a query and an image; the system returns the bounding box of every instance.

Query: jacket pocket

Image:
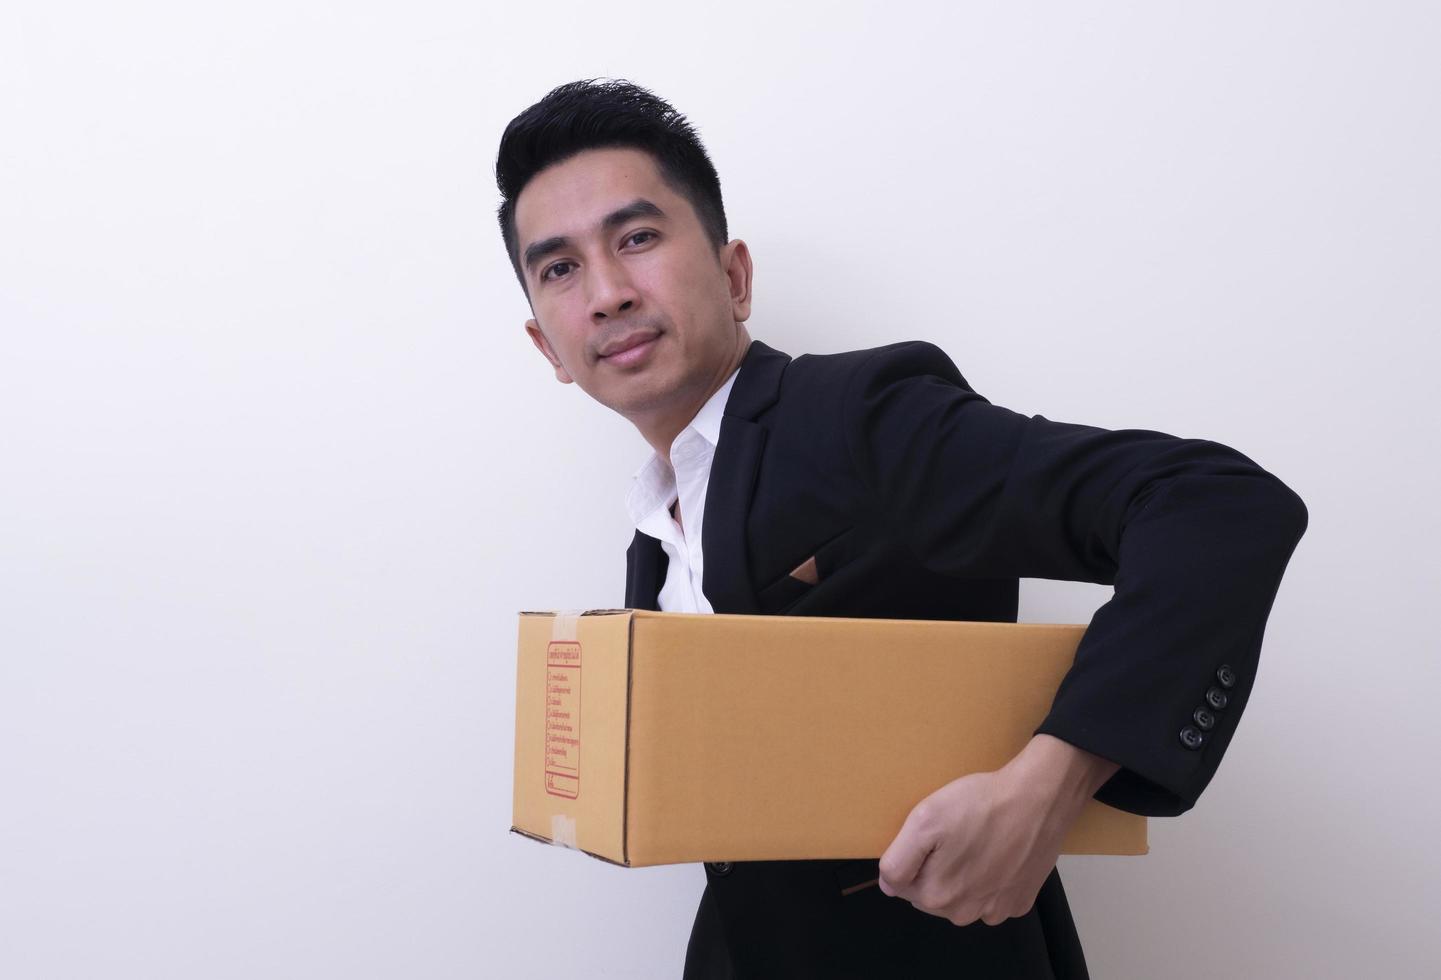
[755,526,862,614]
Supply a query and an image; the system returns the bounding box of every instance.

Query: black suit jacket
[624,339,1308,979]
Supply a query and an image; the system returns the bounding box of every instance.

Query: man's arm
[839,341,1306,924]
[842,340,1307,816]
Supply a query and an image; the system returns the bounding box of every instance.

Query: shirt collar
[689,365,740,449]
[624,365,742,526]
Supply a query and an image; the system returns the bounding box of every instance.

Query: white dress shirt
[624,366,741,614]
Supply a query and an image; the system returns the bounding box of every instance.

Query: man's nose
[587,255,640,321]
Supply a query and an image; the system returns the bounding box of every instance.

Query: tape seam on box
[551,610,582,642]
[551,814,578,849]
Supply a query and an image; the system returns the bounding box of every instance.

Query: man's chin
[597,380,685,421]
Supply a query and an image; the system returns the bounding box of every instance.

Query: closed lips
[600,333,658,357]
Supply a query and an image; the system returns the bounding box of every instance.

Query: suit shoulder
[788,339,971,395]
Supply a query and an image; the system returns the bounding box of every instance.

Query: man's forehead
[515,147,672,242]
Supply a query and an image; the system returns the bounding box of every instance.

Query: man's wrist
[1011,733,1122,806]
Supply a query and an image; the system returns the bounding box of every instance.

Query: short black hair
[495,78,729,299]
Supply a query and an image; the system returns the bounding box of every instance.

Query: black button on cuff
[1216,665,1237,689]
[1205,686,1229,711]
[706,862,733,876]
[1193,707,1216,731]
[1179,726,1205,750]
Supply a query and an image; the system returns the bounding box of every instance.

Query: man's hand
[876,734,1121,927]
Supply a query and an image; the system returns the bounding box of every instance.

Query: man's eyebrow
[522,198,668,276]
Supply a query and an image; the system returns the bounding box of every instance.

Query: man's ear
[721,239,754,323]
[525,318,574,384]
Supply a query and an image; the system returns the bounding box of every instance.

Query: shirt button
[1179,726,1205,750]
[1216,665,1237,689]
[1192,707,1216,731]
[706,862,733,876]
[1205,686,1229,711]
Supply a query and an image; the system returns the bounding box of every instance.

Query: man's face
[515,146,751,423]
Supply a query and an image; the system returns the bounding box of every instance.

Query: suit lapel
[625,529,666,611]
[701,340,791,615]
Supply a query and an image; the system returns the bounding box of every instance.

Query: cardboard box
[512,609,1147,866]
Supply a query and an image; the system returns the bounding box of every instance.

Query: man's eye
[541,234,651,282]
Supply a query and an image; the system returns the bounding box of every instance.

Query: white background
[3,2,1438,977]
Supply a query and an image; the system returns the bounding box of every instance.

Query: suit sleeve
[840,341,1308,817]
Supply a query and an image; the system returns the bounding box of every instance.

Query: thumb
[877,805,937,895]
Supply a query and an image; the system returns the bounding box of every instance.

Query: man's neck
[637,325,751,463]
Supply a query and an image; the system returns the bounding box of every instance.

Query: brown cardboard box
[511,609,1147,866]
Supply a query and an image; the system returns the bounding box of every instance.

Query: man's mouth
[598,331,661,365]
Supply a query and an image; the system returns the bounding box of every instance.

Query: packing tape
[551,610,583,643]
[551,814,578,849]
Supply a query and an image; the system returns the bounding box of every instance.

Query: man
[496,78,1307,979]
